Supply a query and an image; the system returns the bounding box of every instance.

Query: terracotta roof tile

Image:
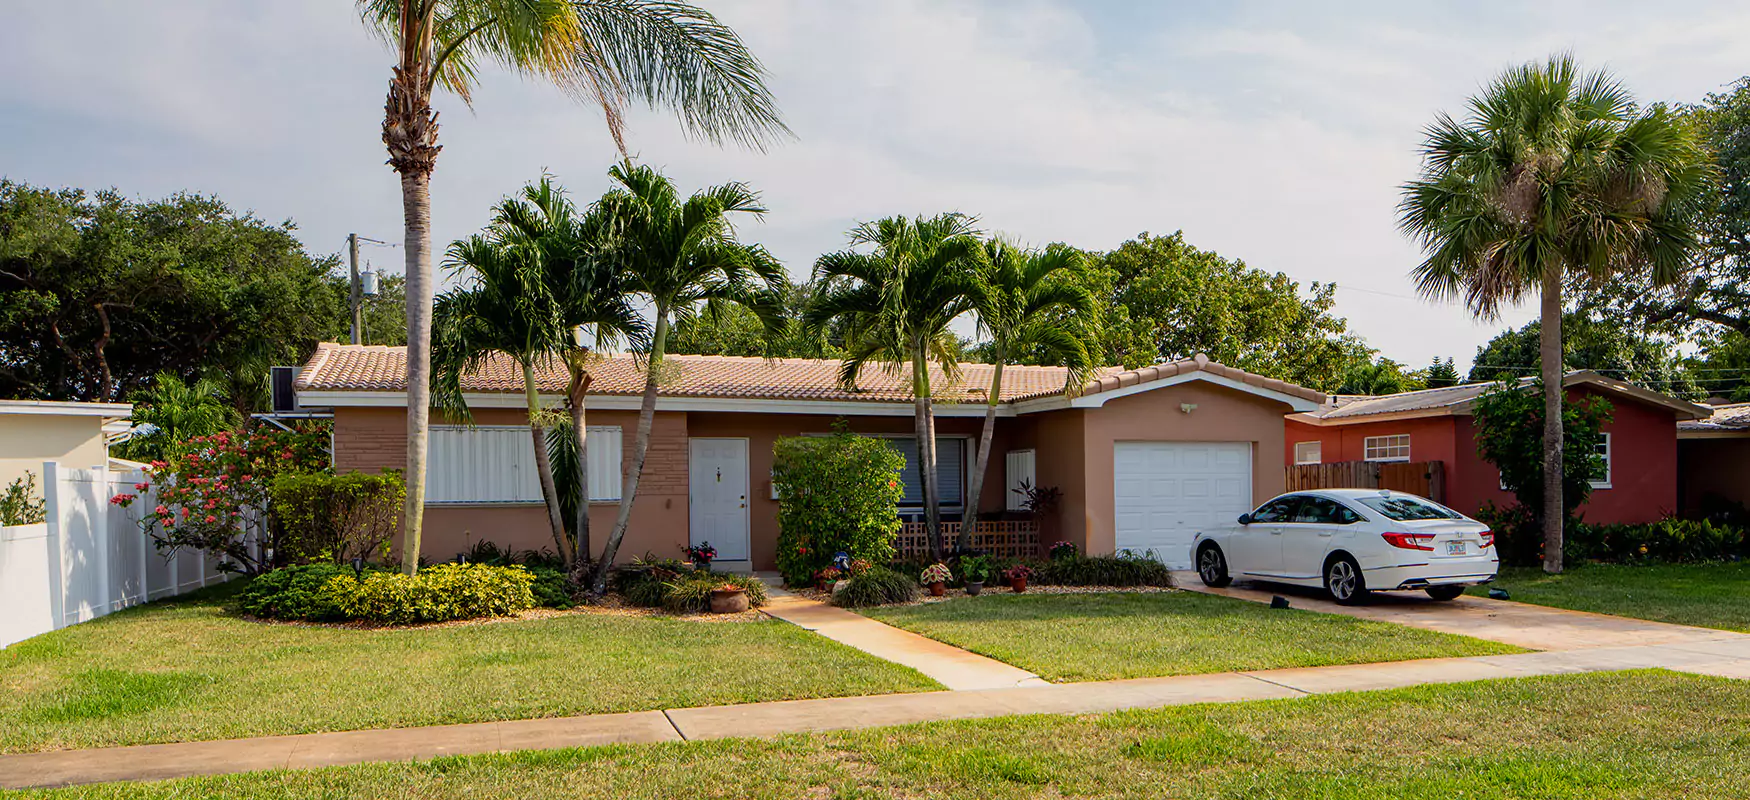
[294,344,1325,406]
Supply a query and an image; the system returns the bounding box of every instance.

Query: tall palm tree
[1400,54,1709,573]
[494,178,646,568]
[358,0,788,574]
[805,214,984,559]
[431,229,575,562]
[962,239,1095,549]
[589,162,786,593]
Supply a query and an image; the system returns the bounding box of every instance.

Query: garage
[1113,441,1252,568]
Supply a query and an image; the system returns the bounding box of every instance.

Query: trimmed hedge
[270,470,404,565]
[1034,554,1174,587]
[772,427,906,587]
[236,563,356,621]
[832,566,920,608]
[1480,503,1749,566]
[237,563,536,624]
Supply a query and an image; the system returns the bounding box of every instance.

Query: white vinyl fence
[0,461,237,648]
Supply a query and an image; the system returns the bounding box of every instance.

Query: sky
[4,0,1749,373]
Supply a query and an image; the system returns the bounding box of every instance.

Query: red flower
[133,482,149,491]
[204,515,217,524]
[110,493,135,506]
[154,505,168,515]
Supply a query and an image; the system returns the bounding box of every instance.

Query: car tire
[1196,543,1232,588]
[1325,554,1368,605]
[1425,585,1464,601]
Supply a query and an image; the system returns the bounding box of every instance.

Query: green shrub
[1575,518,1747,564]
[772,425,906,587]
[524,565,575,609]
[270,470,405,565]
[458,540,572,607]
[615,559,768,613]
[318,563,536,624]
[832,566,919,608]
[1,471,47,526]
[1471,382,1611,533]
[236,563,361,620]
[1036,554,1174,587]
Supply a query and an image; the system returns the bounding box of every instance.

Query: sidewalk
[6,636,1748,790]
[760,593,1045,691]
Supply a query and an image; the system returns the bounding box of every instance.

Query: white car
[1191,489,1498,604]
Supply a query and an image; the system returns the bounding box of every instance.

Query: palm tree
[805,214,984,559]
[357,0,788,574]
[589,162,786,593]
[431,229,575,563]
[118,373,239,462]
[1400,54,1710,573]
[962,240,1095,549]
[493,178,646,568]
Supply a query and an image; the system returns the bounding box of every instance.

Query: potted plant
[684,542,716,571]
[960,555,992,596]
[1048,540,1078,561]
[814,566,842,592]
[920,563,952,597]
[1004,564,1034,593]
[709,582,749,613]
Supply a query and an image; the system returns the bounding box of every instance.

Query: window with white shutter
[1005,449,1036,511]
[585,426,623,501]
[426,425,622,503]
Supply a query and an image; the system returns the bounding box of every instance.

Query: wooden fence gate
[1285,460,1446,502]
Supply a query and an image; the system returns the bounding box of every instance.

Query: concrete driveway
[1171,572,1745,651]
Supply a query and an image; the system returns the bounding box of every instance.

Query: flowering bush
[919,563,952,585]
[1048,541,1078,561]
[114,427,329,574]
[683,542,717,567]
[772,425,905,587]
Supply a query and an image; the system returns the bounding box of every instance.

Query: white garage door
[1114,442,1252,569]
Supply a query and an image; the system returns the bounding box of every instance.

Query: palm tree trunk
[911,348,943,559]
[594,314,667,594]
[961,361,1004,552]
[525,360,572,565]
[565,362,593,570]
[397,169,434,576]
[1540,268,1565,575]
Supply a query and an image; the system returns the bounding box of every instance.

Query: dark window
[1357,494,1459,521]
[1251,497,1302,523]
[1294,497,1360,525]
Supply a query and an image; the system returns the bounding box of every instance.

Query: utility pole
[348,233,363,345]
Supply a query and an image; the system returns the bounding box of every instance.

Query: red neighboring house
[1284,371,1711,525]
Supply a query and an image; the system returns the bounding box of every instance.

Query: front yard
[861,591,1523,681]
[21,670,1749,799]
[0,583,939,754]
[1474,563,1750,632]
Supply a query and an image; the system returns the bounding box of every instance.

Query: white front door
[689,438,750,562]
[1113,441,1252,569]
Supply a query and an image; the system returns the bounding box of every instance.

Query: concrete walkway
[1171,572,1747,651]
[7,636,1748,790]
[759,592,1045,691]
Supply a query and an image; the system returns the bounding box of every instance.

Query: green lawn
[0,584,939,754]
[22,671,1750,799]
[861,592,1523,681]
[1474,563,1750,632]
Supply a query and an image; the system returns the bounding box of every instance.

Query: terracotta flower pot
[1011,577,1028,593]
[709,587,749,614]
[929,581,946,597]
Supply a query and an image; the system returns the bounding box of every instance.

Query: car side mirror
[1237,513,1253,525]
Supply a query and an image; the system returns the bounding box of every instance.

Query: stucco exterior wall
[331,406,689,564]
[1065,382,1293,555]
[0,415,110,490]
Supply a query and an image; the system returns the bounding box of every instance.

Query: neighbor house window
[890,436,966,507]
[1591,433,1611,489]
[1005,449,1036,511]
[426,424,622,503]
[1293,441,1322,465]
[1363,434,1411,462]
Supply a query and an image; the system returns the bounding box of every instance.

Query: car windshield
[1356,495,1460,521]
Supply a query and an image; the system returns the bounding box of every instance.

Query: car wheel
[1196,544,1232,588]
[1425,585,1464,601]
[1325,555,1368,605]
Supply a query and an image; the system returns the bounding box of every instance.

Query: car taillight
[1478,530,1495,549]
[1381,532,1435,551]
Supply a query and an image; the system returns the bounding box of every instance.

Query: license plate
[1444,541,1466,555]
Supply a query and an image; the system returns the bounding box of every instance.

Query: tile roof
[1679,402,1750,434]
[294,344,1327,407]
[1302,370,1710,423]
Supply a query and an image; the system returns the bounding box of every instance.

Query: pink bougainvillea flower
[133,482,148,491]
[204,515,217,524]
[155,505,169,515]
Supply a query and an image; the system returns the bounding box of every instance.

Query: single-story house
[1677,402,1750,518]
[1284,371,1712,525]
[0,400,134,490]
[293,343,1325,570]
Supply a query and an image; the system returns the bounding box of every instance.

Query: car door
[1230,496,1300,577]
[1281,496,1354,581]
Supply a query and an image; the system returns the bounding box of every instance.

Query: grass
[860,591,1523,681]
[20,670,1750,799]
[0,583,939,754]
[1474,562,1750,632]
